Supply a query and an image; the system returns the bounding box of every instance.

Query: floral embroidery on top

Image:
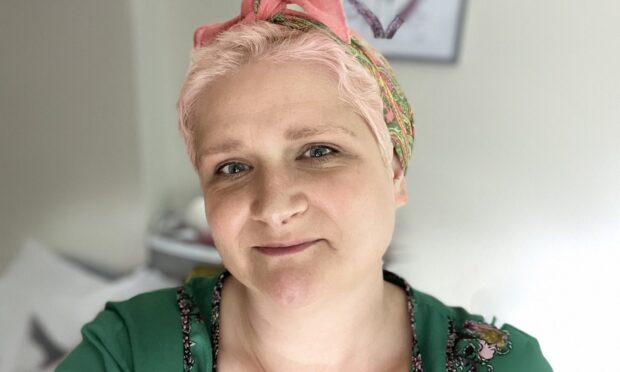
[446,319,512,372]
[383,270,423,372]
[176,286,205,372]
[209,271,229,371]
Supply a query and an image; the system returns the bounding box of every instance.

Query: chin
[257,266,323,309]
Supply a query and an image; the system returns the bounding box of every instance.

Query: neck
[220,267,411,371]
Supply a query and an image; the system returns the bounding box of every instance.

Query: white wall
[388,1,620,370]
[1,0,618,370]
[0,0,147,274]
[129,0,240,220]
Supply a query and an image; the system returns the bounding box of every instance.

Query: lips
[254,239,320,256]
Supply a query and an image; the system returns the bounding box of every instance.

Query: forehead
[194,61,364,139]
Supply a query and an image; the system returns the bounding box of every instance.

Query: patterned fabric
[209,271,228,371]
[382,270,423,371]
[192,0,415,172]
[446,319,513,372]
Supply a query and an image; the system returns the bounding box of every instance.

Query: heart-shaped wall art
[346,0,420,39]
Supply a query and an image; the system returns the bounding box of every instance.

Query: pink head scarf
[195,0,351,46]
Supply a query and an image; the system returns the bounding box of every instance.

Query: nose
[250,167,308,227]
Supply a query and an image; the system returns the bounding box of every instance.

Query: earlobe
[391,153,408,208]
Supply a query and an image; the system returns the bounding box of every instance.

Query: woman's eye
[216,162,249,176]
[303,145,335,158]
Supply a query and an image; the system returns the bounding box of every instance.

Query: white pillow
[0,239,108,372]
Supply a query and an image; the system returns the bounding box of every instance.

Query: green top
[57,270,552,371]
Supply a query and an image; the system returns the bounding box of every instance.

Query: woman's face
[194,61,407,307]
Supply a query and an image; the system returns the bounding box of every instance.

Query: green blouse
[57,270,552,371]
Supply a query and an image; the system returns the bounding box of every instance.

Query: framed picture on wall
[342,0,467,63]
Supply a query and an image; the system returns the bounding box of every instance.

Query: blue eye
[216,162,249,176]
[304,145,335,159]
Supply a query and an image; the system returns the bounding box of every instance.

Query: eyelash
[214,144,339,179]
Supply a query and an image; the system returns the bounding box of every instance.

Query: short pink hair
[177,21,392,170]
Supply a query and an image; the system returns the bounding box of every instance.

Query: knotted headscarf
[193,0,415,172]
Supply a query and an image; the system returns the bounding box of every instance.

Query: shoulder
[92,272,222,335]
[57,287,181,371]
[491,323,553,371]
[58,275,222,371]
[412,288,552,371]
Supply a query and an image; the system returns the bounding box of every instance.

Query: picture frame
[343,0,468,63]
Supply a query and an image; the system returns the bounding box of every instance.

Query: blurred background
[1,0,619,371]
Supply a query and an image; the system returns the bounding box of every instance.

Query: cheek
[338,168,395,257]
[314,166,395,239]
[203,187,249,250]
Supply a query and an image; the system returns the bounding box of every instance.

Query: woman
[58,1,552,371]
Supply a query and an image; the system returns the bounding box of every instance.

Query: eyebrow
[284,124,357,141]
[199,124,357,159]
[200,140,244,157]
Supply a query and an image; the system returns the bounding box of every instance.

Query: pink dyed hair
[176,21,393,170]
